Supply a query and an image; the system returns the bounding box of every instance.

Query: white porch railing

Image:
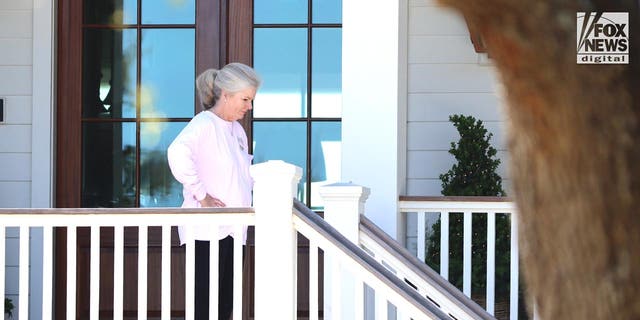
[399,197,523,320]
[0,209,253,320]
[2,160,499,320]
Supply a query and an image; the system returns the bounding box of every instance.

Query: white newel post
[250,160,302,320]
[320,183,371,320]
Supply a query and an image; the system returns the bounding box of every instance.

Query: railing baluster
[43,226,53,320]
[440,212,449,280]
[90,226,100,320]
[185,229,195,320]
[233,226,243,320]
[138,225,148,320]
[0,227,4,319]
[374,292,386,320]
[331,256,341,318]
[19,226,29,320]
[209,226,219,320]
[309,241,319,320]
[67,226,77,320]
[354,276,364,320]
[510,213,519,320]
[113,226,124,320]
[463,211,472,297]
[417,211,426,262]
[161,225,171,320]
[486,212,496,315]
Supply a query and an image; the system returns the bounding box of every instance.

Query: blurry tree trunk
[436,0,640,319]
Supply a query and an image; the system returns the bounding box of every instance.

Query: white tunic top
[167,110,253,244]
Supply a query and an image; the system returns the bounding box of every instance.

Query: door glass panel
[81,122,137,207]
[253,28,307,118]
[142,0,195,24]
[311,28,342,118]
[84,0,137,25]
[141,28,195,118]
[140,122,186,207]
[253,121,307,201]
[83,28,138,118]
[310,121,341,209]
[254,0,307,24]
[312,0,342,23]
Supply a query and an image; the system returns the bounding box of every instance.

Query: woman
[167,62,260,319]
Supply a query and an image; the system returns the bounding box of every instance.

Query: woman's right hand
[199,194,226,207]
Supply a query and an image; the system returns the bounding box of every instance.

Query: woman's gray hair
[196,62,262,110]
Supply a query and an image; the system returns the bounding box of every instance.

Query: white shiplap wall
[0,1,33,318]
[0,0,33,207]
[406,0,510,196]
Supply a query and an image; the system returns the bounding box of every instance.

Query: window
[252,0,342,210]
[81,1,197,207]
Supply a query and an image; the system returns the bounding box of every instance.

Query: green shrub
[439,114,505,197]
[425,114,509,297]
[5,297,14,318]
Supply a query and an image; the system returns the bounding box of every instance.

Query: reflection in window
[142,0,195,24]
[82,28,137,118]
[253,122,307,201]
[253,28,308,118]
[254,0,307,24]
[312,0,342,23]
[82,0,197,208]
[140,122,186,207]
[141,29,195,118]
[310,122,342,209]
[312,28,342,118]
[84,0,137,25]
[82,123,137,207]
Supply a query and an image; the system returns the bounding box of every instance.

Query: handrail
[292,200,451,319]
[360,215,495,320]
[0,207,255,215]
[400,196,513,202]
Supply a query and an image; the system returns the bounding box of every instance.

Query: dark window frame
[252,2,342,208]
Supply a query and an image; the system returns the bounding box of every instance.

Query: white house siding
[1,0,52,317]
[0,3,32,207]
[405,0,510,196]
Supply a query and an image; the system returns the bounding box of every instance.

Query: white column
[320,183,370,320]
[342,0,407,239]
[250,160,302,320]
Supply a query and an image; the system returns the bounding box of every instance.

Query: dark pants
[195,237,235,320]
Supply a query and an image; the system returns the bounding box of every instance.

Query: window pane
[141,29,195,118]
[253,121,307,202]
[82,122,137,207]
[83,28,137,118]
[254,28,308,118]
[140,122,186,207]
[142,0,195,24]
[313,0,342,23]
[254,0,307,24]
[310,121,341,209]
[84,0,137,25]
[312,28,342,118]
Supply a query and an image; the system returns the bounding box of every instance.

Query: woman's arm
[167,123,208,201]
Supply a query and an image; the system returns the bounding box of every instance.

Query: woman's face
[221,87,257,121]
